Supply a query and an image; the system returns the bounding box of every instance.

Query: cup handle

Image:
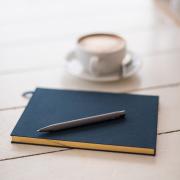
[121,52,138,77]
[89,56,100,75]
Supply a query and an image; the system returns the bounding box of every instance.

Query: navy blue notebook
[11,88,159,155]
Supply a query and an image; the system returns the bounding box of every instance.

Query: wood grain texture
[1,28,180,73]
[1,85,180,160]
[0,0,179,179]
[0,109,65,161]
[136,85,180,133]
[0,52,180,109]
[1,132,180,180]
[0,0,179,73]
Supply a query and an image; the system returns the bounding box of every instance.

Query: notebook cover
[11,88,159,155]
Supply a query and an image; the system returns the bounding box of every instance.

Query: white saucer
[64,51,141,82]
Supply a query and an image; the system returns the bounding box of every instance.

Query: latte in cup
[79,34,125,53]
[68,33,127,76]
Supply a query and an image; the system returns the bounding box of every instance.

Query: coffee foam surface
[79,35,124,53]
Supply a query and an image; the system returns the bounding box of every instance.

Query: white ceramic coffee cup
[68,33,127,76]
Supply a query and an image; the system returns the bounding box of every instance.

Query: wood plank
[126,28,180,56]
[0,52,180,109]
[0,1,179,179]
[1,28,180,73]
[0,109,65,161]
[0,0,155,29]
[1,132,180,180]
[1,85,180,160]
[135,86,180,133]
[0,0,179,73]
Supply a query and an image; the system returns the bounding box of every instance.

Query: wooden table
[0,0,180,179]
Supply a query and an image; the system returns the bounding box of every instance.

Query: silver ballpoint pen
[37,110,126,132]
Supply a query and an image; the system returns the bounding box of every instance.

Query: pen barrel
[42,111,125,132]
[69,111,125,128]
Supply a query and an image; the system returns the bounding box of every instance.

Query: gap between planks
[0,80,180,161]
[0,130,180,162]
[0,82,180,112]
[0,50,180,76]
[0,148,72,162]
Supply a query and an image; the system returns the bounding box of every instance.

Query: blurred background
[1,0,180,74]
[1,1,180,179]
